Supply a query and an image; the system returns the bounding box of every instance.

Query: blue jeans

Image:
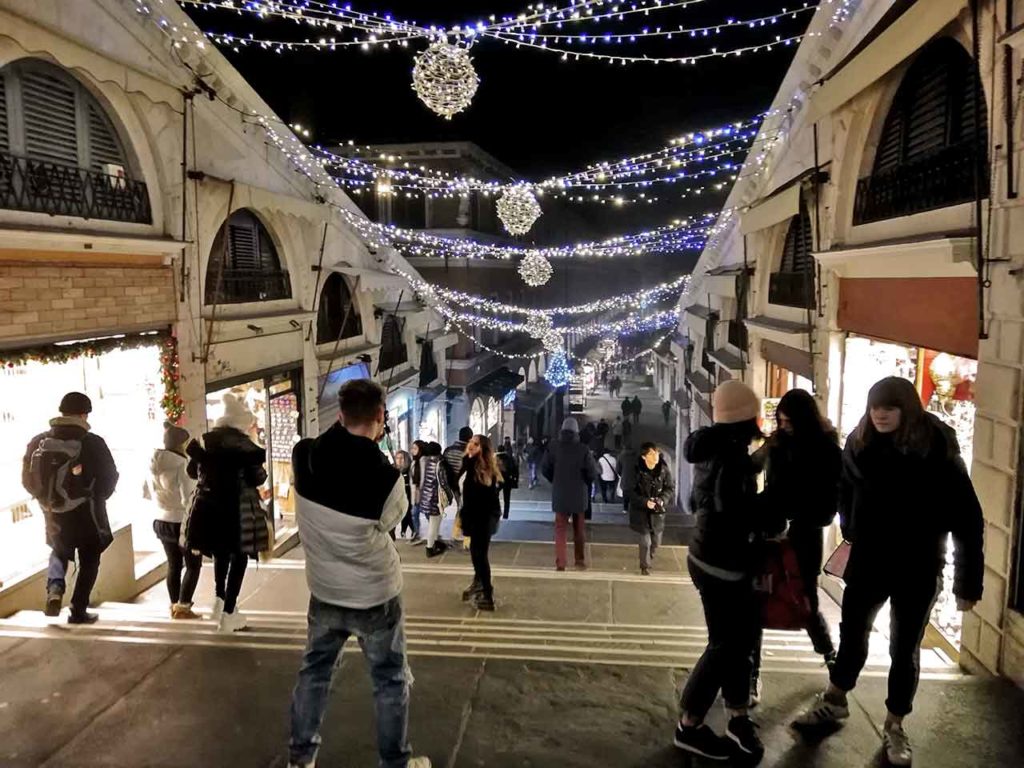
[410,503,421,538]
[47,547,101,616]
[289,595,413,767]
[528,462,538,487]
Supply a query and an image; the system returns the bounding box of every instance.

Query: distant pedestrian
[288,379,431,768]
[496,437,518,519]
[417,442,450,557]
[542,418,599,571]
[621,397,632,422]
[631,395,643,425]
[629,443,674,575]
[612,416,624,449]
[596,450,619,503]
[525,437,542,489]
[23,391,118,624]
[408,440,425,544]
[794,378,984,767]
[662,400,672,426]
[146,421,201,620]
[396,450,414,539]
[613,376,623,398]
[183,393,270,633]
[622,416,634,449]
[608,378,616,397]
[675,380,776,763]
[443,427,473,548]
[458,435,503,611]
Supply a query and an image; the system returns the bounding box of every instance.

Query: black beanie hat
[59,392,92,415]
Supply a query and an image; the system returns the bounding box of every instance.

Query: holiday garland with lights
[160,336,186,424]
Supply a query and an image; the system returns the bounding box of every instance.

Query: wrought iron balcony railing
[768,271,816,310]
[853,142,987,225]
[0,149,152,224]
[205,269,292,305]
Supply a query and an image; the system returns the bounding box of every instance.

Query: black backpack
[26,435,89,513]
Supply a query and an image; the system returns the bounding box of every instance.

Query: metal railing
[0,149,152,224]
[205,269,292,304]
[768,271,816,310]
[853,143,986,225]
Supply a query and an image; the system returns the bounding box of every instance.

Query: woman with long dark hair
[407,440,425,544]
[795,377,984,767]
[395,450,414,540]
[458,434,503,611]
[749,389,840,704]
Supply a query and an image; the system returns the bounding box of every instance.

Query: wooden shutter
[20,67,79,167]
[903,59,950,163]
[0,76,9,153]
[780,206,813,274]
[86,103,126,171]
[228,219,259,271]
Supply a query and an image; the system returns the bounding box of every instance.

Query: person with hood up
[541,418,599,571]
[631,395,643,425]
[416,442,450,557]
[22,392,118,624]
[629,443,674,575]
[458,434,503,611]
[183,393,269,633]
[793,377,984,767]
[674,380,775,764]
[147,421,201,619]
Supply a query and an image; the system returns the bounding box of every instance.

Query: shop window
[0,59,151,223]
[378,314,407,371]
[769,204,816,310]
[205,209,291,305]
[316,273,363,344]
[855,38,988,224]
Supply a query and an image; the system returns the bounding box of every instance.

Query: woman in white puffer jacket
[147,421,202,619]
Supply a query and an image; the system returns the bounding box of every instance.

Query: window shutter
[228,221,259,271]
[780,206,813,274]
[874,108,904,175]
[86,103,126,171]
[0,77,9,153]
[903,61,951,163]
[20,68,79,167]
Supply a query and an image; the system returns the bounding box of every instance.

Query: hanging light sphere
[411,39,479,120]
[518,252,553,287]
[525,313,554,339]
[497,185,543,236]
[542,328,563,353]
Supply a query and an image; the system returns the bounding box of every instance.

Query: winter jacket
[293,423,407,610]
[417,455,450,517]
[442,440,468,499]
[147,449,195,524]
[685,424,777,577]
[458,456,502,539]
[756,430,841,530]
[628,458,674,534]
[839,414,984,601]
[496,449,519,489]
[183,427,269,558]
[22,417,118,554]
[541,430,599,517]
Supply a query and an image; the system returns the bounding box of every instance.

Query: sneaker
[410,536,425,546]
[574,562,588,571]
[44,589,63,617]
[474,592,496,612]
[218,610,248,633]
[793,692,851,729]
[67,611,99,625]
[883,724,913,766]
[726,715,764,760]
[824,650,838,668]
[408,758,432,768]
[673,723,731,761]
[461,581,483,602]
[640,566,651,576]
[749,677,763,708]
[210,597,225,623]
[426,545,444,559]
[171,603,202,620]
[555,566,566,572]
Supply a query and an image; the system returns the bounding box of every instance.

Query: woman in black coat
[628,442,674,575]
[795,377,984,767]
[183,394,268,633]
[458,434,503,611]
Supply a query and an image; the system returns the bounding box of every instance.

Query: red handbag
[755,539,812,631]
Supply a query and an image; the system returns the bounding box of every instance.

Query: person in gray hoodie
[146,421,201,620]
[288,379,431,768]
[541,418,599,571]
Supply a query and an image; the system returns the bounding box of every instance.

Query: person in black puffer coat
[675,381,776,764]
[628,442,674,575]
[795,377,984,767]
[458,435,504,611]
[183,393,269,633]
[749,389,841,701]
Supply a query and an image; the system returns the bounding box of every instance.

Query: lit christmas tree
[545,352,571,388]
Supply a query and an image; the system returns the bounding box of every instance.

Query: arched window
[517,367,527,390]
[378,314,408,371]
[0,59,150,223]
[855,38,988,224]
[768,201,815,310]
[469,398,486,437]
[205,209,291,304]
[316,273,363,344]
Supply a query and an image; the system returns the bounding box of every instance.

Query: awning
[330,266,406,292]
[382,366,420,393]
[708,348,745,373]
[761,339,814,380]
[744,316,812,351]
[468,366,525,400]
[740,183,802,236]
[374,301,425,315]
[417,328,459,350]
[807,0,968,122]
[516,380,556,412]
[417,383,448,405]
[813,235,976,279]
[672,387,691,410]
[685,370,714,395]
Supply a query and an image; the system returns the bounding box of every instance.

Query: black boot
[462,579,483,602]
[474,590,495,612]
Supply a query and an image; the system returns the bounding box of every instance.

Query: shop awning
[744,315,812,351]
[740,183,802,236]
[704,264,755,299]
[418,383,448,404]
[761,339,814,380]
[382,366,420,392]
[685,370,714,395]
[812,234,976,279]
[468,366,525,400]
[331,266,406,292]
[516,381,556,412]
[709,347,745,373]
[374,301,426,315]
[672,387,691,411]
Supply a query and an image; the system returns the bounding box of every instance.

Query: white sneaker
[407,758,432,768]
[792,692,851,728]
[210,597,225,623]
[218,610,247,633]
[883,724,912,766]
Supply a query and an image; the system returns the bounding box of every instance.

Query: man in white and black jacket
[287,379,430,768]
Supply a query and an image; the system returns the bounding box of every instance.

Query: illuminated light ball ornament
[541,328,563,354]
[411,38,479,120]
[518,252,554,288]
[496,185,543,236]
[545,351,571,388]
[525,313,554,339]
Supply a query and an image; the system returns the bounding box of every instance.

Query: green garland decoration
[160,335,185,425]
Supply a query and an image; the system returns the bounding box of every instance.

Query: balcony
[768,271,816,310]
[853,142,987,225]
[205,269,292,305]
[0,149,152,224]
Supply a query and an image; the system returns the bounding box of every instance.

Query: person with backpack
[793,377,984,767]
[22,392,118,624]
[182,393,270,633]
[629,443,674,576]
[675,381,780,764]
[288,379,431,768]
[146,421,201,620]
[496,437,518,520]
[596,450,619,503]
[458,434,504,611]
